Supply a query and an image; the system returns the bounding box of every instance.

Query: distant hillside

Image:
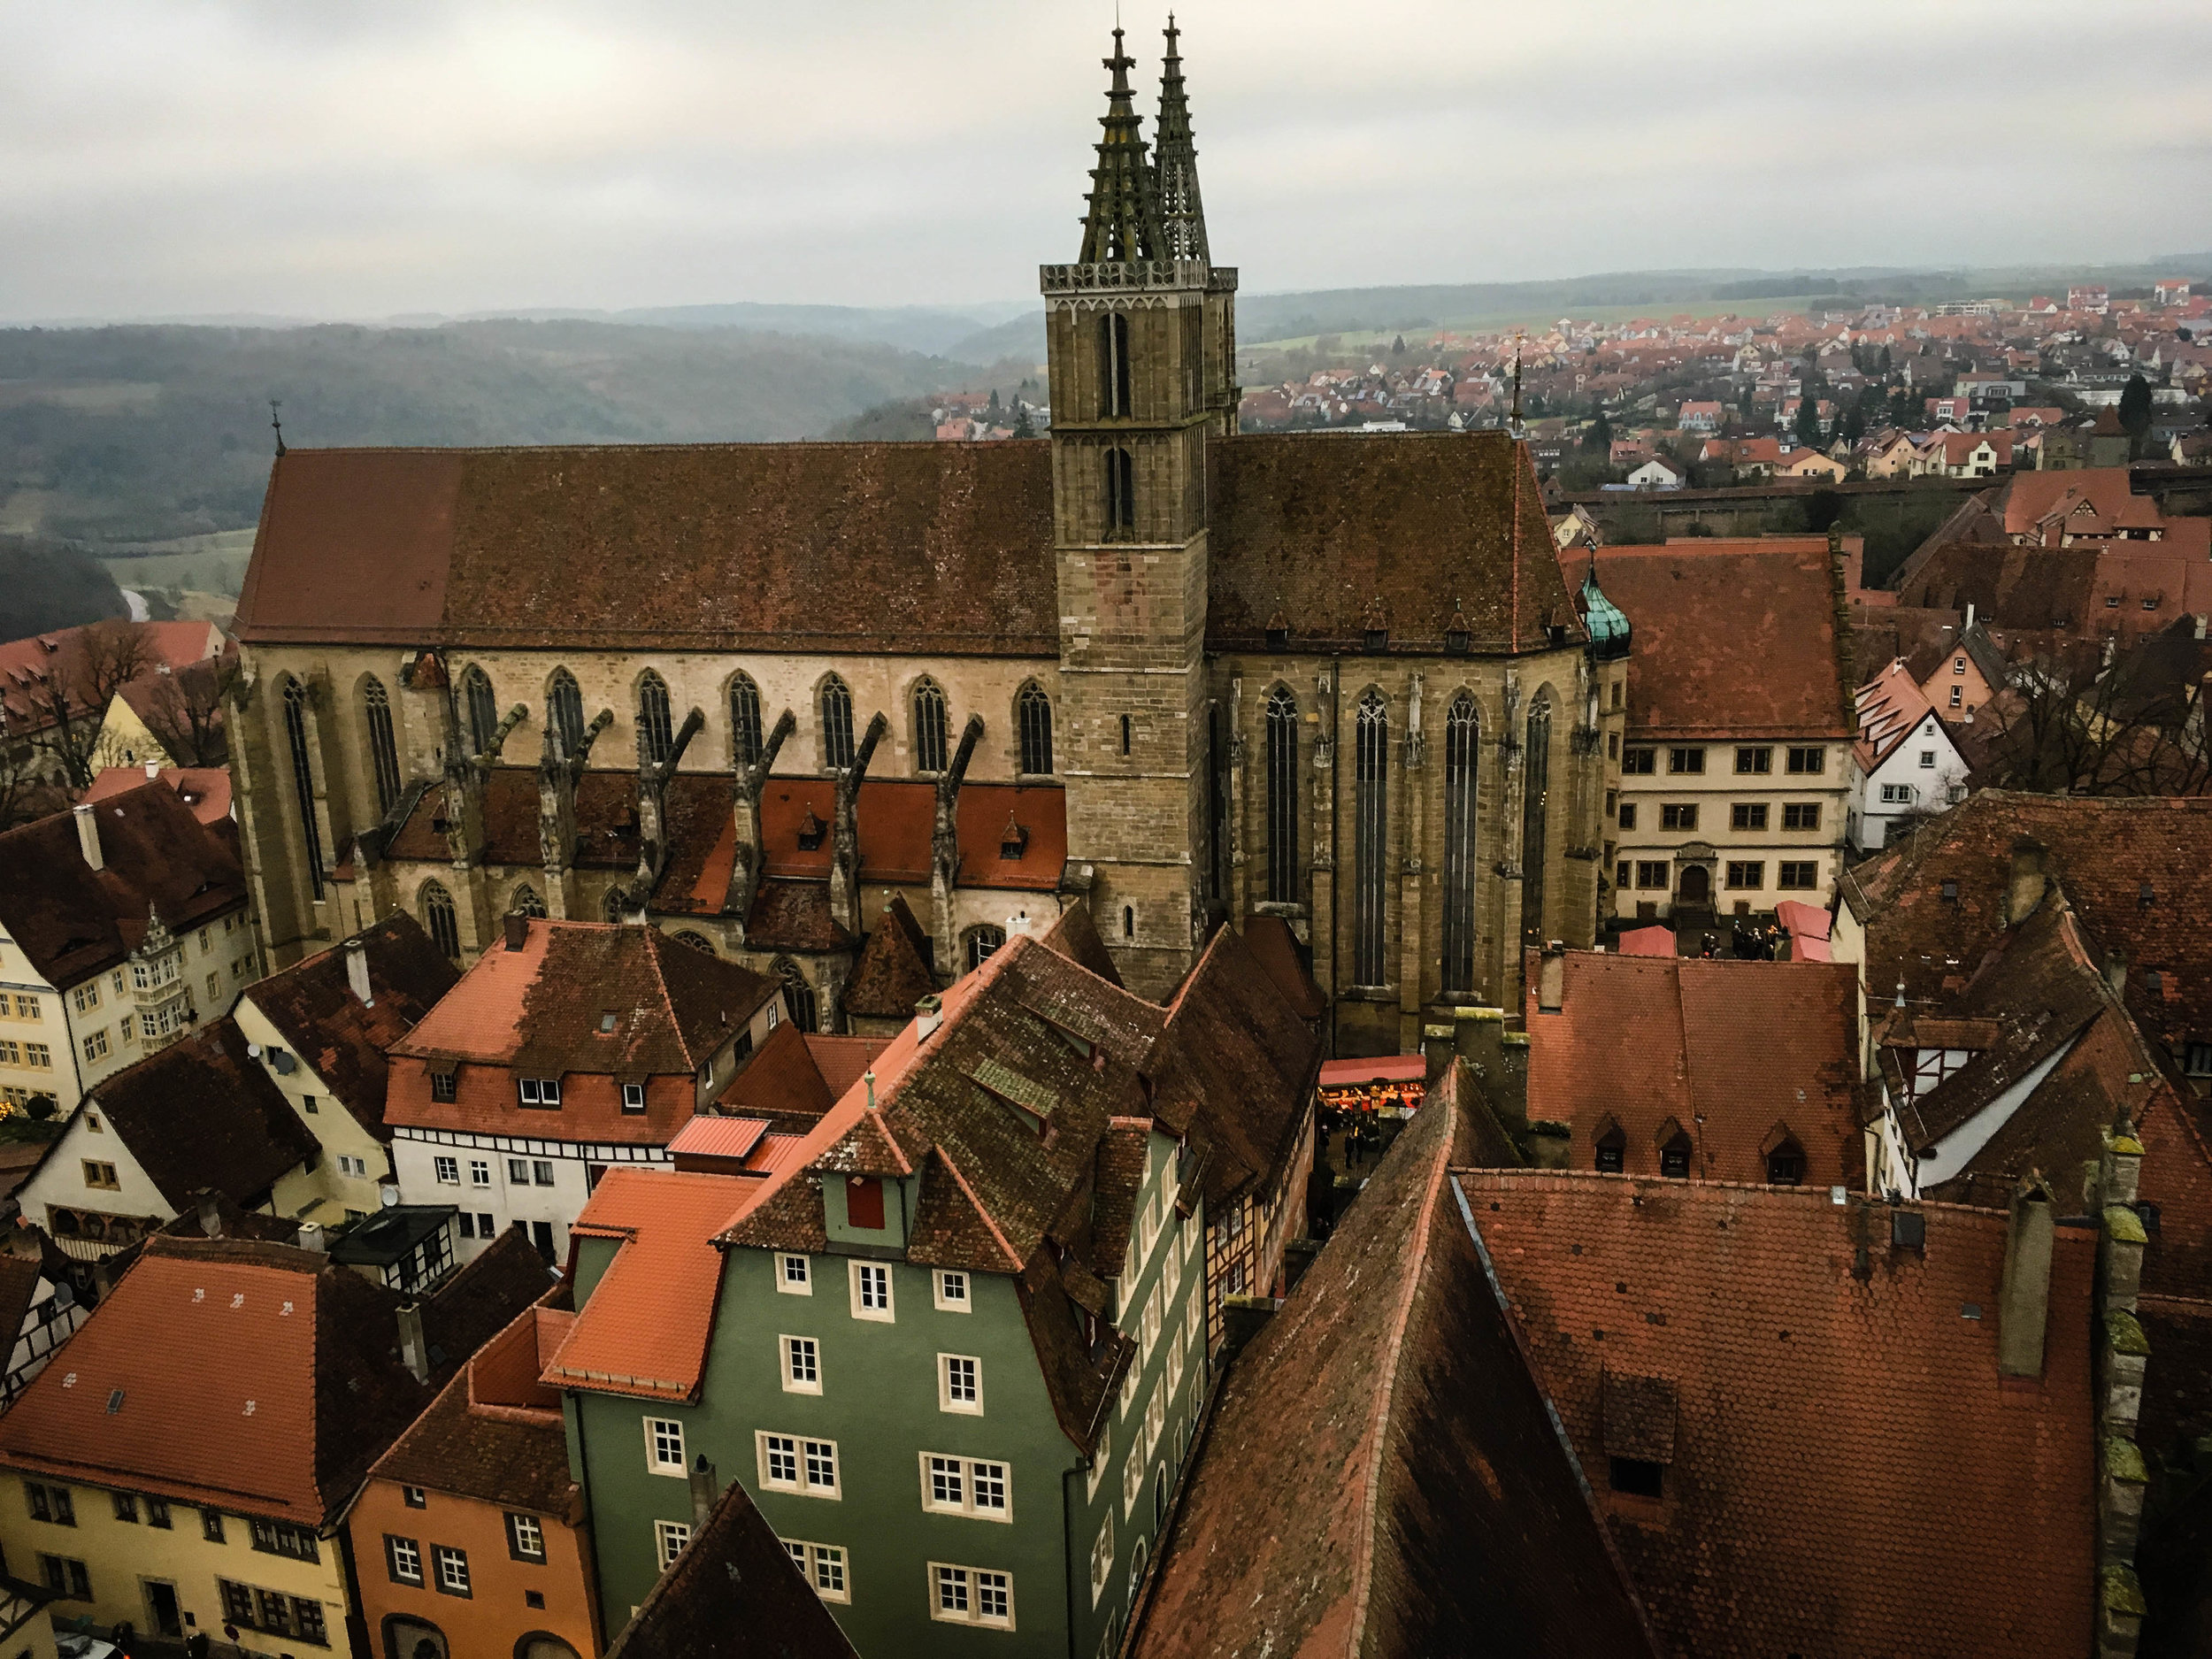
[0,320,1031,542]
[0,535,127,637]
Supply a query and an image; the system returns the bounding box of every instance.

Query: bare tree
[1978,635,2212,797]
[29,620,152,792]
[136,653,236,768]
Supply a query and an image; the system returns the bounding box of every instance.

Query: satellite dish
[245,1044,261,1059]
[379,1185,400,1209]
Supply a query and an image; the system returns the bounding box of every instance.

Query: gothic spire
[1078,27,1164,265]
[1153,14,1209,263]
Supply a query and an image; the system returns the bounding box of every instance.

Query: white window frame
[644,1417,687,1477]
[433,1156,459,1186]
[939,1353,982,1415]
[757,1431,841,1500]
[1087,1426,1110,1502]
[781,1335,822,1395]
[654,1519,690,1570]
[781,1538,850,1604]
[849,1260,895,1323]
[469,1158,491,1187]
[1122,1440,1144,1519]
[1090,1514,1114,1604]
[933,1270,971,1312]
[1145,1383,1166,1455]
[928,1563,1015,1631]
[518,1076,562,1107]
[918,1453,1012,1523]
[621,1081,647,1111]
[508,1512,544,1560]
[434,1544,470,1594]
[388,1536,422,1585]
[778,1254,811,1294]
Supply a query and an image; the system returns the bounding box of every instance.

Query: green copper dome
[1580,566,1632,661]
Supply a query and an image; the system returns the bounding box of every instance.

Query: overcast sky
[5,0,2209,323]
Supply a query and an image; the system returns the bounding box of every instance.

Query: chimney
[143,759,158,780]
[296,1222,327,1255]
[396,1302,430,1384]
[2195,613,2208,642]
[1997,1178,2055,1379]
[504,911,529,952]
[914,995,942,1041]
[1536,945,1566,1014]
[196,1192,222,1238]
[688,1454,719,1532]
[344,939,373,1007]
[1965,601,1977,630]
[2006,838,2048,926]
[73,803,103,872]
[2103,948,2128,998]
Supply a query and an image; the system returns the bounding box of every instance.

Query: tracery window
[730,673,764,769]
[638,672,674,766]
[820,678,855,771]
[1265,687,1300,905]
[1441,693,1480,993]
[280,679,325,900]
[1354,691,1388,986]
[1521,695,1554,941]
[913,680,949,774]
[362,677,402,817]
[777,959,818,1033]
[1104,447,1135,534]
[1018,685,1053,776]
[547,669,584,758]
[462,666,498,757]
[421,882,460,959]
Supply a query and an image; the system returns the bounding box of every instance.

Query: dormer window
[1660,1133,1693,1179]
[1595,1125,1626,1174]
[1766,1138,1805,1186]
[430,1067,458,1104]
[797,807,827,853]
[2139,881,2155,910]
[1000,817,1029,861]
[1363,627,1387,655]
[518,1077,562,1109]
[621,1082,646,1113]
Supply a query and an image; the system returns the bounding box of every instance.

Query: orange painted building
[348,1304,603,1659]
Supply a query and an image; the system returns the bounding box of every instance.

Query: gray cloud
[3,0,2208,322]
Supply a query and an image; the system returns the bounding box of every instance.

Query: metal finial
[270,399,286,457]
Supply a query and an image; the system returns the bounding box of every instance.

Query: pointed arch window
[820,677,856,771]
[730,673,764,769]
[672,930,716,956]
[511,884,547,920]
[1354,691,1389,986]
[1265,687,1300,905]
[964,925,1005,973]
[461,667,498,757]
[547,670,584,760]
[420,881,460,960]
[1441,693,1480,993]
[362,676,402,818]
[912,680,949,774]
[1521,696,1554,941]
[638,672,674,766]
[1099,312,1133,419]
[1104,448,1136,534]
[1018,685,1054,776]
[777,959,818,1033]
[281,678,326,900]
[602,887,629,924]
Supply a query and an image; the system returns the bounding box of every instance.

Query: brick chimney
[344,938,373,1007]
[504,911,529,952]
[2006,838,2048,926]
[73,803,103,872]
[1997,1176,2055,1379]
[1536,945,1566,1014]
[396,1302,430,1384]
[196,1191,222,1238]
[688,1454,719,1532]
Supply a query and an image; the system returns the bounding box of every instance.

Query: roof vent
[1890,1210,1925,1252]
[1000,816,1029,861]
[2139,880,2155,910]
[106,1388,125,1414]
[797,805,826,852]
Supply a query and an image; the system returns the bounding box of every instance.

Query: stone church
[227,24,1621,1056]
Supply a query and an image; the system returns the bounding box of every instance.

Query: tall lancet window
[730,674,764,769]
[1099,312,1133,418]
[281,678,325,900]
[1521,695,1554,941]
[637,672,674,766]
[1264,687,1299,905]
[912,680,949,774]
[362,676,402,818]
[1354,691,1389,986]
[820,677,856,771]
[547,669,584,759]
[1104,447,1135,534]
[1441,694,1480,993]
[461,667,498,757]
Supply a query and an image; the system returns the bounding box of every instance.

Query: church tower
[1045,24,1237,997]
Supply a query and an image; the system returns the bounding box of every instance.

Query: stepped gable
[1133,1067,1659,1659]
[1462,1171,2097,1659]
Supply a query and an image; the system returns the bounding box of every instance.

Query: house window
[420,882,460,960]
[386,1535,423,1585]
[1265,687,1300,904]
[921,1455,1011,1521]
[930,1563,1014,1629]
[912,680,949,773]
[1353,692,1388,984]
[782,1336,822,1394]
[779,1254,811,1294]
[1104,447,1136,533]
[39,1556,90,1601]
[729,672,764,768]
[1090,1515,1115,1604]
[2184,1042,2212,1079]
[250,1519,323,1564]
[941,1354,982,1414]
[1778,861,1818,889]
[1667,747,1704,774]
[1782,803,1821,832]
[1954,657,1967,675]
[1622,747,1655,775]
[147,1497,171,1529]
[204,1507,227,1539]
[645,1417,687,1476]
[469,1158,490,1187]
[81,1162,119,1191]
[507,1512,546,1562]
[1609,1457,1665,1499]
[434,1156,459,1185]
[363,676,403,816]
[637,672,674,766]
[1018,684,1054,775]
[1635,861,1670,890]
[1732,802,1768,830]
[26,1482,73,1525]
[1918,749,1936,769]
[847,1177,887,1231]
[430,1069,457,1103]
[1660,803,1698,832]
[1767,1141,1806,1186]
[819,676,856,770]
[532,1160,555,1187]
[462,666,499,756]
[433,1545,471,1597]
[518,1077,562,1108]
[621,1082,646,1113]
[507,1156,531,1184]
[1734,746,1771,774]
[850,1261,894,1321]
[1725,862,1764,890]
[782,1539,850,1603]
[1523,697,1554,940]
[281,679,326,899]
[1880,783,1914,804]
[1948,686,1962,709]
[1786,746,1825,774]
[757,1432,840,1498]
[1617,801,1637,831]
[1441,693,1480,994]
[934,1270,970,1312]
[547,668,585,758]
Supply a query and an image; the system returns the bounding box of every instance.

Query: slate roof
[1585,539,1855,739]
[841,894,940,1020]
[0,780,246,990]
[242,912,458,1141]
[603,1472,859,1659]
[1133,1066,1659,1659]
[234,434,1581,659]
[1521,950,1862,1187]
[0,1228,547,1528]
[370,1304,576,1516]
[1462,1171,2099,1659]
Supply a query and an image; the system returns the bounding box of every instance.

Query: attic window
[1766,1140,1806,1187]
[621,1082,646,1113]
[1940,880,1959,904]
[1265,622,1289,650]
[599,1013,618,1033]
[797,806,827,853]
[1660,1133,1693,1179]
[518,1077,563,1109]
[2139,882,2155,910]
[1363,627,1387,656]
[1608,1458,1664,1499]
[429,1068,457,1104]
[1594,1125,1626,1175]
[2145,970,2163,994]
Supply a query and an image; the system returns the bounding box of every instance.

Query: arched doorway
[384,1614,447,1659]
[518,1635,583,1659]
[1677,864,1710,907]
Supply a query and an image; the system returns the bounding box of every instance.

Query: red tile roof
[85,764,233,826]
[1853,658,1943,771]
[1585,539,1855,739]
[1523,950,1862,1187]
[1462,1171,2098,1657]
[714,1020,840,1121]
[0,620,219,738]
[370,1305,575,1515]
[842,894,940,1019]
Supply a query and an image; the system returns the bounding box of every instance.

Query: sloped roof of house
[1853,658,1952,772]
[370,1303,575,1515]
[712,1021,891,1125]
[0,780,246,990]
[841,894,940,1021]
[84,764,232,826]
[0,620,219,738]
[0,1228,547,1527]
[1133,1069,1659,1659]
[242,912,458,1141]
[1461,1171,2098,1658]
[1520,950,1861,1187]
[233,433,1580,660]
